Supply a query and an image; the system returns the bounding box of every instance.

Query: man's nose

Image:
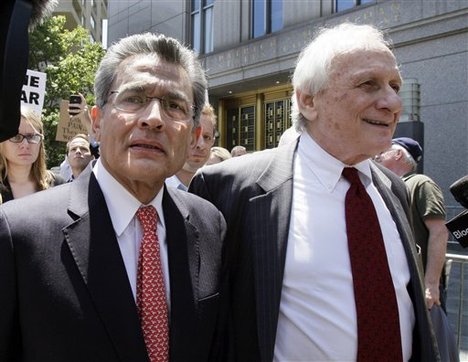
[138,99,165,129]
[377,86,402,114]
[196,136,207,149]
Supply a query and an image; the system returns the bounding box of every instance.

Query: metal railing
[446,253,468,352]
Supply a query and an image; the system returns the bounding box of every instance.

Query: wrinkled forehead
[330,49,401,81]
[113,54,193,101]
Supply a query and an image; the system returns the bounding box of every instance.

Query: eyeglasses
[108,90,195,121]
[9,133,43,144]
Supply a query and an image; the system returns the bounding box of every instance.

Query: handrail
[445,253,468,352]
[447,253,468,261]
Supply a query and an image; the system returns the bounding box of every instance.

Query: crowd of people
[0,21,455,362]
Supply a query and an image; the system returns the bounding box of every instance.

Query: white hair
[291,22,396,131]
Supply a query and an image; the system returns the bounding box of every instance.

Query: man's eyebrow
[115,83,192,103]
[163,90,191,103]
[351,69,402,83]
[116,83,147,93]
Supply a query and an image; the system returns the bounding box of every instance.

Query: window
[252,0,283,39]
[90,16,96,30]
[264,98,291,148]
[191,0,214,54]
[226,105,256,151]
[335,0,374,12]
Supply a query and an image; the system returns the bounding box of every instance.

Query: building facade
[108,0,468,215]
[54,0,108,44]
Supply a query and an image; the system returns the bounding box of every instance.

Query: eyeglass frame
[8,133,44,144]
[106,90,196,121]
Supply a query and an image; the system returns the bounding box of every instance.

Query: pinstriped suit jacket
[190,138,439,362]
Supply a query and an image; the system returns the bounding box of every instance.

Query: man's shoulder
[404,173,434,185]
[1,167,93,220]
[167,186,221,214]
[200,147,282,179]
[2,181,72,212]
[0,181,76,233]
[404,173,442,192]
[166,187,226,233]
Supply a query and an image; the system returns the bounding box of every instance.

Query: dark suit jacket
[190,139,440,362]
[0,167,226,361]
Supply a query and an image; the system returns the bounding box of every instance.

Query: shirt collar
[92,158,165,236]
[298,132,373,191]
[165,174,187,191]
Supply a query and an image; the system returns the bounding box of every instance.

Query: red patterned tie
[136,206,169,361]
[342,168,403,362]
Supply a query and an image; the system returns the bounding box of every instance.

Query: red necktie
[342,168,403,362]
[136,206,169,361]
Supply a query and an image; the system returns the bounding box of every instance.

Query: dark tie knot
[342,167,361,185]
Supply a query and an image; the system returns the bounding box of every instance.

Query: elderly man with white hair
[191,23,439,361]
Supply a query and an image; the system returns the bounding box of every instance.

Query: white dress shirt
[165,175,187,191]
[93,159,170,306]
[274,132,414,361]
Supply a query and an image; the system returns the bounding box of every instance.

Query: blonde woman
[0,108,64,203]
[206,146,232,165]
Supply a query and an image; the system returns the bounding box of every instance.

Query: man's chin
[183,160,205,173]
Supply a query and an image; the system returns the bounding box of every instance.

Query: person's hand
[425,281,441,309]
[69,93,92,134]
[68,93,88,118]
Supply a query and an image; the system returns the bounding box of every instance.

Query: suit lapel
[63,171,148,361]
[164,187,199,359]
[250,141,297,362]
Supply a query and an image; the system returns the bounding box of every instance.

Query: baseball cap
[392,137,423,163]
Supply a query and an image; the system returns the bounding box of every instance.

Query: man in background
[376,137,449,310]
[230,145,247,157]
[166,104,216,190]
[66,133,94,181]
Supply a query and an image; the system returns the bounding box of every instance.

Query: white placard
[20,69,47,114]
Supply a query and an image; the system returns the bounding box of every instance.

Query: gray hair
[291,23,396,131]
[392,144,418,172]
[94,33,207,126]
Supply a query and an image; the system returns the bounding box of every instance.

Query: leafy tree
[28,16,105,168]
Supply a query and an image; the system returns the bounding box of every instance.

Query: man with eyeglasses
[0,33,226,361]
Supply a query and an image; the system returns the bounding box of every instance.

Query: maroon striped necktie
[342,167,403,362]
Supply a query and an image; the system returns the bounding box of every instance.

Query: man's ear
[394,149,404,160]
[296,89,317,121]
[91,106,101,142]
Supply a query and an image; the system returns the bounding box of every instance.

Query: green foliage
[28,16,105,168]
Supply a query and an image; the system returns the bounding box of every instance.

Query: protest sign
[55,100,88,142]
[21,69,46,114]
